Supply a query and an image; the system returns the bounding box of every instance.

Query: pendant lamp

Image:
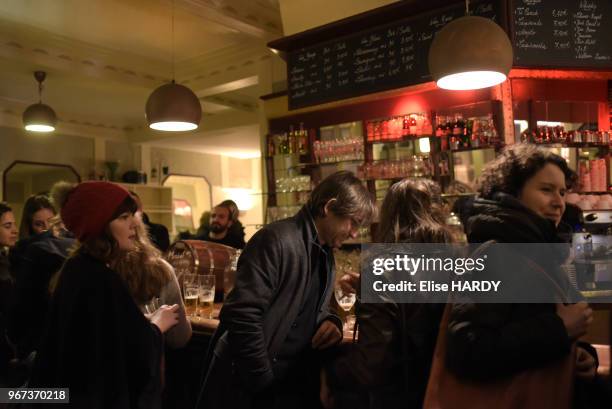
[23,71,57,132]
[145,0,201,131]
[428,1,512,90]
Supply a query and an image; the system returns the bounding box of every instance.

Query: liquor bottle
[435,116,448,151]
[280,132,289,154]
[408,115,418,135]
[298,123,308,154]
[452,114,463,141]
[402,116,410,137]
[444,116,453,141]
[287,125,295,154]
[464,118,474,148]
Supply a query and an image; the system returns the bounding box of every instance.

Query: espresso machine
[572,210,612,292]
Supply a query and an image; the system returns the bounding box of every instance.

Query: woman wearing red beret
[28,181,179,409]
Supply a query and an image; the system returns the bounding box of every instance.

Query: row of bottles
[366,113,433,142]
[434,114,500,151]
[267,123,310,156]
[520,127,611,145]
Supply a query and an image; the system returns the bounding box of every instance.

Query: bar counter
[188,303,356,343]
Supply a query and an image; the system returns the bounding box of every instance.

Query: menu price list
[513,0,611,67]
[288,0,500,110]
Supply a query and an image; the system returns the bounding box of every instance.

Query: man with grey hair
[197,171,376,409]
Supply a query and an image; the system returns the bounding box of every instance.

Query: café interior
[0,0,611,408]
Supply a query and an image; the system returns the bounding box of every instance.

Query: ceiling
[0,0,286,157]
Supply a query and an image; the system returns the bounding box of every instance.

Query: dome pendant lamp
[145,0,201,131]
[23,71,57,133]
[428,0,513,90]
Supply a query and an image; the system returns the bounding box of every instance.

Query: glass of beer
[197,275,215,319]
[183,274,200,318]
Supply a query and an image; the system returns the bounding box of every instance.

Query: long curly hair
[50,181,172,301]
[476,144,577,200]
[110,214,173,305]
[376,178,452,244]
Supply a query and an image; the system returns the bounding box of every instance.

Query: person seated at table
[195,202,245,249]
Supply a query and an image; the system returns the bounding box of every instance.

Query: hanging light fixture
[23,71,57,132]
[428,0,512,90]
[145,0,201,131]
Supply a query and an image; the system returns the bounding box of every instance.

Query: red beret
[61,181,131,241]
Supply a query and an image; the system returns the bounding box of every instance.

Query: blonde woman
[113,211,191,349]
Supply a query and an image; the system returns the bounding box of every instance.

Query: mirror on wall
[162,174,212,236]
[3,161,81,226]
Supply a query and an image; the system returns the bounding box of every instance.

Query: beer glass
[183,274,200,317]
[197,275,216,319]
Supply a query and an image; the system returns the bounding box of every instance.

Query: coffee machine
[572,210,612,292]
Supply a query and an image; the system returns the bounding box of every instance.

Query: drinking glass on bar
[334,284,356,332]
[183,274,199,318]
[197,275,216,319]
[144,297,161,315]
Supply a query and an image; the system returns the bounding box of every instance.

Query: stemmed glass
[334,284,356,332]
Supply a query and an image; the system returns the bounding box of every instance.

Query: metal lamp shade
[145,82,202,131]
[428,16,513,90]
[22,103,57,132]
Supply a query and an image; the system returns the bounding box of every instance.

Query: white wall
[105,139,135,179]
[0,127,264,241]
[0,125,95,200]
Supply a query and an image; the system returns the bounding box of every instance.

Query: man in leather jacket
[196,171,376,409]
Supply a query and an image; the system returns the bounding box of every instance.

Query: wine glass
[334,285,356,332]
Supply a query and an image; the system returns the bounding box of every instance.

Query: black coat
[445,194,612,409]
[9,230,75,359]
[28,252,163,409]
[142,213,170,253]
[327,302,444,409]
[194,224,246,250]
[0,252,14,385]
[446,193,576,380]
[197,207,341,409]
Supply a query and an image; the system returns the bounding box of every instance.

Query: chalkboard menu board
[511,0,612,68]
[287,0,502,109]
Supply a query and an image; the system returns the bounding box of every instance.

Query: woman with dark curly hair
[443,144,608,408]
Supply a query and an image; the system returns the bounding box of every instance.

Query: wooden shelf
[444,145,502,153]
[368,135,433,144]
[535,142,611,149]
